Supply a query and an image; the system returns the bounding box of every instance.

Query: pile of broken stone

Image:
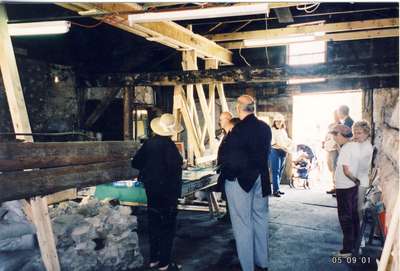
[50,198,143,271]
[0,198,143,271]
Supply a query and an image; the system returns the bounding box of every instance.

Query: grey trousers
[225,176,269,271]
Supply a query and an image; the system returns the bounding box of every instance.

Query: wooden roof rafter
[58,3,233,65]
[207,17,399,42]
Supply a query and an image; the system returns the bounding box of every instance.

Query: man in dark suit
[222,95,272,271]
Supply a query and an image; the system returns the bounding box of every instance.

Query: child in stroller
[290,145,314,189]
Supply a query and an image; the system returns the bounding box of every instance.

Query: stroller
[290,144,315,189]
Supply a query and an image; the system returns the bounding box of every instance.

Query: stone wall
[0,57,79,138]
[371,88,399,270]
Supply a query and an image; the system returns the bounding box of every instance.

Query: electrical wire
[297,3,320,14]
[264,12,270,65]
[238,43,252,67]
[70,15,112,29]
[70,14,126,29]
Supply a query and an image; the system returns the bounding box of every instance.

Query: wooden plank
[203,59,218,146]
[0,160,138,203]
[176,86,203,157]
[0,5,60,270]
[220,28,400,49]
[0,141,140,171]
[181,50,200,164]
[57,3,233,64]
[85,88,120,128]
[195,84,215,147]
[208,18,399,42]
[88,61,399,87]
[123,87,133,140]
[46,189,77,205]
[30,196,60,271]
[217,83,229,113]
[0,6,32,142]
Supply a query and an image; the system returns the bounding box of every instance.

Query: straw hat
[273,113,285,122]
[150,113,183,136]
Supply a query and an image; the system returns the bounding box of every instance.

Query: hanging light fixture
[128,3,269,24]
[8,21,71,36]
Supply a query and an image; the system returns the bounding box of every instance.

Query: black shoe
[326,189,336,194]
[273,192,281,197]
[332,193,336,198]
[278,191,285,195]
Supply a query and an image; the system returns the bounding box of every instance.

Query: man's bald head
[237,95,255,119]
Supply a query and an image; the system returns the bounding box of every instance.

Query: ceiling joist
[207,18,399,42]
[220,28,399,49]
[58,3,233,65]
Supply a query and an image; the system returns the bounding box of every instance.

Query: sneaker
[272,192,281,197]
[333,250,352,257]
[278,191,285,195]
[326,189,336,194]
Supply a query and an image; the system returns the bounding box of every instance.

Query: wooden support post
[172,87,181,142]
[0,6,32,142]
[123,87,133,140]
[176,86,202,158]
[181,50,199,164]
[0,5,60,271]
[205,59,218,149]
[195,83,215,148]
[217,82,229,113]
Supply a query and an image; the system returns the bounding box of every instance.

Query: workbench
[94,167,218,204]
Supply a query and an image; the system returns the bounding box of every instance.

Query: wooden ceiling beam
[207,18,399,42]
[220,28,399,49]
[80,61,399,87]
[58,3,233,64]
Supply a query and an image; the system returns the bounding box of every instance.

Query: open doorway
[292,90,362,190]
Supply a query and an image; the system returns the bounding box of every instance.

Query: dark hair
[230,117,240,126]
[272,120,285,129]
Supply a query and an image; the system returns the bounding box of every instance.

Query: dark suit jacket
[216,131,236,193]
[131,135,183,198]
[221,114,272,197]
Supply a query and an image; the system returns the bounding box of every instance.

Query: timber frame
[207,17,399,43]
[78,61,399,87]
[173,50,229,165]
[0,6,60,270]
[58,3,233,65]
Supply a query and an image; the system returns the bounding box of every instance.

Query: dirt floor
[132,181,381,271]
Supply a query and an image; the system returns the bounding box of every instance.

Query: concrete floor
[133,181,380,271]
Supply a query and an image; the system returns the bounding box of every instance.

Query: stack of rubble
[0,201,45,271]
[49,199,143,271]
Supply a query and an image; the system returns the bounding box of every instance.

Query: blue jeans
[269,148,286,193]
[225,176,269,271]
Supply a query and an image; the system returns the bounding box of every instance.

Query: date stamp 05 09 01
[331,256,372,264]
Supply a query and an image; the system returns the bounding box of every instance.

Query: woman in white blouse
[352,120,374,221]
[269,113,293,197]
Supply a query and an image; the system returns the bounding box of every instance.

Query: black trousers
[336,185,359,252]
[146,190,178,267]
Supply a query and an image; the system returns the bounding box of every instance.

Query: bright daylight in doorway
[292,90,362,187]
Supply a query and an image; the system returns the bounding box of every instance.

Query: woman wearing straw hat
[269,113,293,197]
[132,113,183,271]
